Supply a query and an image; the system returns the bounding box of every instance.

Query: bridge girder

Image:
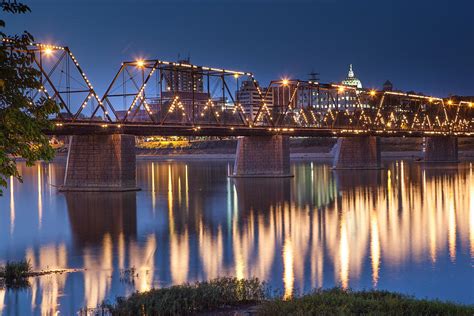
[8,40,474,137]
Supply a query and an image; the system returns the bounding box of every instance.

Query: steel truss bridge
[11,41,474,137]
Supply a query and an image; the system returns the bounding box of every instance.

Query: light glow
[43,47,53,55]
[136,59,145,68]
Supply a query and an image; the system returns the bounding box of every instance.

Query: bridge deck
[50,122,473,137]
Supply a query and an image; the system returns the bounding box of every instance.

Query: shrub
[109,277,265,315]
[0,260,32,288]
[257,287,474,315]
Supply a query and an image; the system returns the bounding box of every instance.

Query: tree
[0,1,60,194]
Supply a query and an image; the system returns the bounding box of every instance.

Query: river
[0,159,473,314]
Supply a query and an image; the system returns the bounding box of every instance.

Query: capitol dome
[341,64,362,89]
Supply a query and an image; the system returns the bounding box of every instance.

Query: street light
[43,47,53,56]
[136,59,145,68]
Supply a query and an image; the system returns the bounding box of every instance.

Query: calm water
[0,159,473,314]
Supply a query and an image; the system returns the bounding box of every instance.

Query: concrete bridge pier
[231,135,292,177]
[60,134,139,192]
[332,136,381,169]
[423,136,458,162]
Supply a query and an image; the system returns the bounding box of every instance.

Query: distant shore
[30,136,474,162]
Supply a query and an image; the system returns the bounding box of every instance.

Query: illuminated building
[163,58,204,93]
[237,79,274,120]
[341,64,362,89]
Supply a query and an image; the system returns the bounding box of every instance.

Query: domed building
[341,64,362,89]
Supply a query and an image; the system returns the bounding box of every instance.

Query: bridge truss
[7,40,474,137]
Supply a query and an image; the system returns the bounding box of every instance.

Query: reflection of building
[341,64,362,89]
[237,79,273,120]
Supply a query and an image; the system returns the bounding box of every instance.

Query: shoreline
[48,150,474,162]
[13,150,474,163]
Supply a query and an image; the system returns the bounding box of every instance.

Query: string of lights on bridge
[4,39,474,136]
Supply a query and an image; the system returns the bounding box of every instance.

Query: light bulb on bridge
[43,47,53,55]
[338,86,345,93]
[233,73,239,79]
[282,78,289,86]
[136,59,145,68]
[369,90,376,97]
[447,100,453,105]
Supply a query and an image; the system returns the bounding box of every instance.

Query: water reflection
[65,192,137,246]
[26,244,67,314]
[66,192,138,308]
[9,176,14,236]
[0,160,473,314]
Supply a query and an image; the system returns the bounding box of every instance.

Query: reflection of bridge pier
[333,169,383,191]
[232,135,291,177]
[333,136,381,169]
[65,191,137,246]
[61,134,139,191]
[232,177,291,213]
[423,136,459,162]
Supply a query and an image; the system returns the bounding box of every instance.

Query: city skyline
[4,0,474,98]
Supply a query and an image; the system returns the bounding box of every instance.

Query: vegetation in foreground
[105,277,474,315]
[0,260,32,288]
[259,288,474,316]
[107,277,265,315]
[0,1,60,195]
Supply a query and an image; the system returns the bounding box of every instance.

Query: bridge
[11,41,473,191]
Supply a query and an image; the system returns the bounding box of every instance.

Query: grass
[0,260,32,288]
[258,288,474,316]
[107,277,265,315]
[106,279,474,316]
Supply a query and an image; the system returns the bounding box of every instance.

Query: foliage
[0,1,60,195]
[0,259,32,288]
[258,287,474,316]
[108,277,265,315]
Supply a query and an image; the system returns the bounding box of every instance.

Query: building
[383,80,393,91]
[236,79,273,121]
[163,58,204,92]
[341,64,362,89]
[272,83,298,111]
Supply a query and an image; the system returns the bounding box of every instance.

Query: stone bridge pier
[60,134,139,191]
[332,136,381,169]
[232,135,292,177]
[423,136,458,162]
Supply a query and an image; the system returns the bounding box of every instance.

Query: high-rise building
[272,84,298,111]
[163,59,204,92]
[236,79,273,121]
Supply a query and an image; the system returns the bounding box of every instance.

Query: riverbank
[103,277,474,315]
[48,136,474,162]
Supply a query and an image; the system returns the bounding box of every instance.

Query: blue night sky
[4,0,474,97]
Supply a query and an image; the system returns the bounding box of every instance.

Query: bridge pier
[232,135,292,177]
[60,134,139,192]
[332,136,381,169]
[423,136,458,162]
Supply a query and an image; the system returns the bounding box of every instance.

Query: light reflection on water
[0,160,473,314]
